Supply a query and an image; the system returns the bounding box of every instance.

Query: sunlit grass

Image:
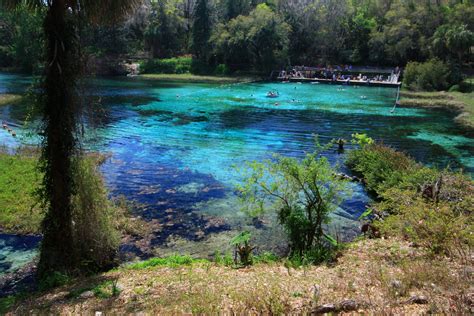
[400,86,474,128]
[0,150,43,234]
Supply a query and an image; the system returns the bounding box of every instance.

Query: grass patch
[125,254,209,270]
[0,296,17,315]
[0,149,150,237]
[138,73,258,84]
[0,149,43,234]
[0,94,22,107]
[92,280,121,299]
[400,81,474,129]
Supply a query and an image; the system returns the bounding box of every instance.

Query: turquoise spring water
[0,73,473,273]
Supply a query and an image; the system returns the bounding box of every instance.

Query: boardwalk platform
[277,77,401,88]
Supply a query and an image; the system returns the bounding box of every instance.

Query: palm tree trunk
[38,0,78,277]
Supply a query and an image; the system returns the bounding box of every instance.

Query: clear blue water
[1,73,473,271]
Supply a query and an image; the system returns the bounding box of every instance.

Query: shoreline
[136,73,260,84]
[400,90,474,130]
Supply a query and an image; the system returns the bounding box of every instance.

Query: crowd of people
[278,65,401,84]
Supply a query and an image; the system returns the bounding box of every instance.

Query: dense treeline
[0,0,473,74]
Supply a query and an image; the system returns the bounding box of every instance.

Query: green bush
[231,231,255,266]
[403,59,455,91]
[214,64,230,76]
[347,140,473,256]
[377,190,473,256]
[238,141,351,257]
[346,143,418,195]
[139,56,192,74]
[70,158,120,274]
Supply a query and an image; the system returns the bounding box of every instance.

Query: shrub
[377,190,473,256]
[231,231,255,266]
[346,143,418,195]
[237,141,351,257]
[403,59,455,91]
[214,64,230,76]
[70,158,120,274]
[139,56,192,74]
[347,139,473,256]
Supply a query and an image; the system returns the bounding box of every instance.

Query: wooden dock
[277,77,401,88]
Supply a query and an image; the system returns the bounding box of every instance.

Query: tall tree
[192,0,212,62]
[0,0,140,277]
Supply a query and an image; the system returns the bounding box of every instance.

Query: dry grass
[7,238,472,315]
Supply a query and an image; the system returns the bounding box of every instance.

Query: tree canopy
[1,0,472,73]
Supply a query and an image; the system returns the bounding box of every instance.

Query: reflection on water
[1,73,473,266]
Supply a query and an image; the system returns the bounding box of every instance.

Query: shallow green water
[0,73,473,265]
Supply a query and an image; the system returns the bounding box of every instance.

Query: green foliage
[0,296,16,315]
[213,251,234,266]
[432,24,474,63]
[214,63,230,76]
[346,143,417,195]
[253,251,279,264]
[237,141,351,256]
[403,59,455,91]
[145,0,187,58]
[92,280,121,299]
[231,231,255,266]
[347,140,473,256]
[38,271,71,291]
[0,4,44,72]
[351,133,374,147]
[126,254,208,270]
[377,190,473,256]
[192,0,212,64]
[70,158,120,274]
[288,244,337,266]
[211,4,290,72]
[140,56,192,74]
[0,149,43,234]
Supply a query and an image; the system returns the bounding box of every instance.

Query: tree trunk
[38,0,79,277]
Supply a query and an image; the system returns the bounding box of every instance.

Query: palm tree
[0,0,141,277]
